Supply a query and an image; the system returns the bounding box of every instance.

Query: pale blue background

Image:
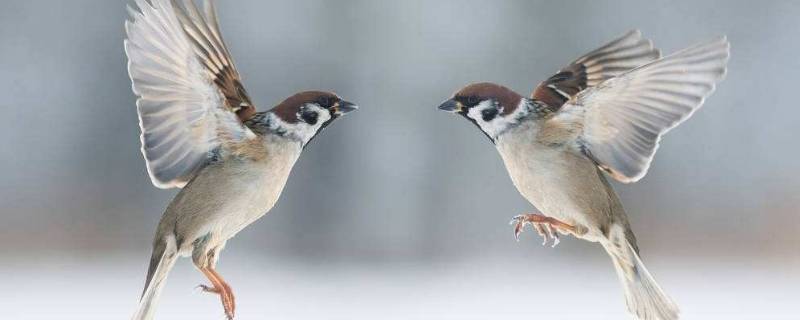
[0,0,797,319]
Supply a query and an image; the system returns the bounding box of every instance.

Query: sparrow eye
[301,110,319,125]
[481,107,498,122]
[467,96,480,105]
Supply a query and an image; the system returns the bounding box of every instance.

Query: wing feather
[532,30,661,110]
[563,37,730,183]
[125,0,256,188]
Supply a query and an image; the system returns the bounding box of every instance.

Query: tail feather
[132,235,179,320]
[604,231,679,320]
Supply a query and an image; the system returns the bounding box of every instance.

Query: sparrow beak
[437,99,463,113]
[332,100,358,116]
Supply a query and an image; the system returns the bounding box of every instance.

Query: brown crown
[453,82,523,115]
[271,91,340,123]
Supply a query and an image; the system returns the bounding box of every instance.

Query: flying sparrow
[124,0,357,319]
[438,30,728,319]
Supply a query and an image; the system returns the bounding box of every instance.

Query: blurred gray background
[1,0,798,319]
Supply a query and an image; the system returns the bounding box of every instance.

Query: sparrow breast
[167,134,302,248]
[495,122,615,242]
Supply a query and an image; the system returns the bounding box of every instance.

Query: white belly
[167,138,301,248]
[495,130,613,241]
[211,156,297,236]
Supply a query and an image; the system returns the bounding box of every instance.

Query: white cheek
[483,118,508,138]
[295,105,332,143]
[467,101,506,137]
[466,106,483,122]
[316,110,332,126]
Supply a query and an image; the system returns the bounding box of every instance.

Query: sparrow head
[270,91,358,145]
[438,82,526,142]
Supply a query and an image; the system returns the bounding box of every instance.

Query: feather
[532,30,660,111]
[125,0,256,188]
[565,37,730,183]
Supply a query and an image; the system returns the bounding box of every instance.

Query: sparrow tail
[602,227,679,320]
[132,234,179,320]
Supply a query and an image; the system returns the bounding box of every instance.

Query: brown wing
[172,0,256,120]
[532,30,660,110]
[563,37,729,183]
[126,0,257,188]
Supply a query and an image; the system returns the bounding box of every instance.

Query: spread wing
[532,30,660,110]
[125,0,257,188]
[560,37,730,183]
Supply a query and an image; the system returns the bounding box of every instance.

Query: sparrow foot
[510,213,577,247]
[199,267,236,320]
[197,284,221,293]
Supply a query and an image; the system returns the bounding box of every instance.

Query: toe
[513,221,526,241]
[197,284,220,294]
[542,224,555,246]
[509,215,525,225]
[547,224,560,247]
[550,229,560,248]
[532,223,547,245]
[222,299,235,319]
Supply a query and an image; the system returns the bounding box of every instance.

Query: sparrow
[438,30,729,320]
[124,0,357,319]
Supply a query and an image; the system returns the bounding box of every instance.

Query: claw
[197,284,220,294]
[199,267,236,320]
[550,231,560,247]
[547,225,560,248]
[543,223,555,246]
[511,215,529,241]
[533,222,546,240]
[509,213,576,248]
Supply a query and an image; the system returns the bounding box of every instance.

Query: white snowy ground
[4,251,797,320]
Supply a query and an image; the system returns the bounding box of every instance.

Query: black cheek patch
[301,111,318,125]
[481,108,498,122]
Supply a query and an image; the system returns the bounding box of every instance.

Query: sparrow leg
[510,213,578,247]
[199,267,236,320]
